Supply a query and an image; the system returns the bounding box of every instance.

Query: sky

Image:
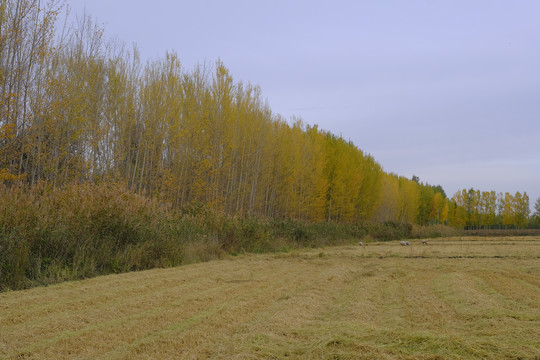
[68,0,540,208]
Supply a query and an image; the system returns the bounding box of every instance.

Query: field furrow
[1,237,539,359]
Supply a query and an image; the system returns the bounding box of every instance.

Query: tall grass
[463,228,540,237]
[411,223,463,238]
[1,183,460,291]
[0,183,183,290]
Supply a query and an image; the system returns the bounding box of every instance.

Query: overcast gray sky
[68,0,540,206]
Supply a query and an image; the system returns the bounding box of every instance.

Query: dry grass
[1,236,539,359]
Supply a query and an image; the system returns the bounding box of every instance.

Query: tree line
[0,0,536,229]
[450,189,538,229]
[0,0,450,225]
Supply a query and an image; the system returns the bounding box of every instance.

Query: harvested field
[1,236,539,359]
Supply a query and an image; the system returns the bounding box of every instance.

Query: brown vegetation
[1,237,539,359]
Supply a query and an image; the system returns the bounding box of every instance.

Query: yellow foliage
[0,123,16,141]
[0,0,487,228]
[0,168,25,184]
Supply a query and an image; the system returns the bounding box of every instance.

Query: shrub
[411,224,462,239]
[369,221,413,241]
[0,182,473,291]
[0,182,183,290]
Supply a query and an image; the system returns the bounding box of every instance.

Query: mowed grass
[1,237,539,359]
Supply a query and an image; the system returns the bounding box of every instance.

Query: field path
[1,237,540,359]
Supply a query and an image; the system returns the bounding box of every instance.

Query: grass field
[1,236,539,359]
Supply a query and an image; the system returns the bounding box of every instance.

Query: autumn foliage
[0,1,533,289]
[0,1,446,224]
[450,189,531,229]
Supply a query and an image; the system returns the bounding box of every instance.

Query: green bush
[0,182,468,291]
[411,224,462,238]
[368,221,412,241]
[0,183,183,290]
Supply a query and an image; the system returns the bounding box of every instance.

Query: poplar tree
[533,197,540,227]
[10,0,531,230]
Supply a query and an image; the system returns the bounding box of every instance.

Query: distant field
[1,237,539,359]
